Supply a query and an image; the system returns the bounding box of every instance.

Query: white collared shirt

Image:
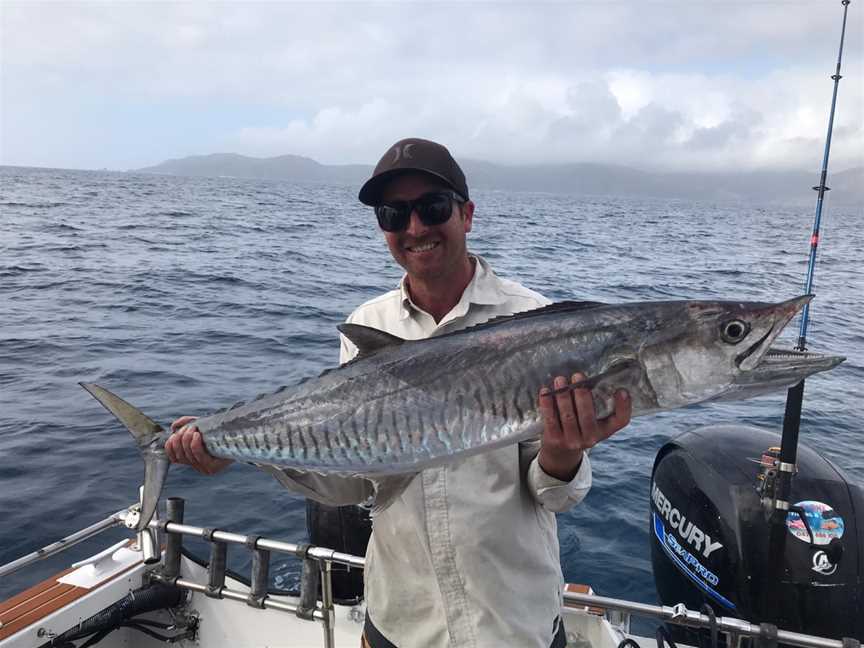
[267,255,592,648]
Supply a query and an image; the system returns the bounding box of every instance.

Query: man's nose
[404,209,427,236]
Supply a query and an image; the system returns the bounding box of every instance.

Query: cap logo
[391,142,415,164]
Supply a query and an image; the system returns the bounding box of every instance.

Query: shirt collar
[397,254,509,321]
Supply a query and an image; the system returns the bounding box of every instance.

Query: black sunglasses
[374,191,465,232]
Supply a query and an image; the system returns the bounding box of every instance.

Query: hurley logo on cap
[390,143,415,163]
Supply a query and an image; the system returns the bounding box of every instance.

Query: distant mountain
[136,154,863,206]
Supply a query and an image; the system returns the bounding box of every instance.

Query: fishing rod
[748,1,856,629]
[771,0,852,522]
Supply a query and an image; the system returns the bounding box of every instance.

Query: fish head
[643,296,843,408]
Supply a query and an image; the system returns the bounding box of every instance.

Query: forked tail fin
[80,383,169,531]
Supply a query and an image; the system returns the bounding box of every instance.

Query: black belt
[363,615,567,647]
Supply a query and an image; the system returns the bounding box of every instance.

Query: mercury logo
[652,482,724,559]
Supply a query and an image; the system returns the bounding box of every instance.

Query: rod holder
[205,532,227,599]
[296,544,320,621]
[162,497,185,581]
[247,534,270,609]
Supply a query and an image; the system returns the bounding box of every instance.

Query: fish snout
[735,296,810,372]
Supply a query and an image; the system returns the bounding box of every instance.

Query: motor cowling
[650,424,862,641]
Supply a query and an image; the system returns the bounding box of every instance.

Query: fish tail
[79,383,169,532]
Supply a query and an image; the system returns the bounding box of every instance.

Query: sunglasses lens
[375,204,409,232]
[417,195,453,226]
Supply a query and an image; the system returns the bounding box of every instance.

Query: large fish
[83,296,843,529]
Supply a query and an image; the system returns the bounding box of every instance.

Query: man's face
[378,173,474,282]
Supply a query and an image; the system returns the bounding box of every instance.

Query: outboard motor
[650,424,862,641]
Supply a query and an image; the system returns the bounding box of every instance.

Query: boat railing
[149,496,361,648]
[1,497,858,648]
[0,507,130,579]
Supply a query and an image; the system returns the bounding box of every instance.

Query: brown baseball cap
[358,138,469,206]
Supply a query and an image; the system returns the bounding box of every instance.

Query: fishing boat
[1,463,859,648]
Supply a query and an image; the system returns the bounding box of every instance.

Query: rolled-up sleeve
[520,441,592,513]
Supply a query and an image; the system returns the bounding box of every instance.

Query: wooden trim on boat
[563,583,605,616]
[0,560,140,641]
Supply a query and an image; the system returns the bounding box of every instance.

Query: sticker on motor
[785,500,844,545]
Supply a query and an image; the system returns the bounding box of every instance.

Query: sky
[1,1,863,173]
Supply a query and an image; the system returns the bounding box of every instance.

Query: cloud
[1,2,862,171]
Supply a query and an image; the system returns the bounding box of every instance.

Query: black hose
[76,629,112,648]
[617,639,643,648]
[47,583,184,645]
[656,626,680,648]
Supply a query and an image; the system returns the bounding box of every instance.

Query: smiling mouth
[406,241,440,253]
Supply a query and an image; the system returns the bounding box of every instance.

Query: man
[167,138,632,647]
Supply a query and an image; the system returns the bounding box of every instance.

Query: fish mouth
[758,347,846,373]
[729,294,845,392]
[736,295,811,372]
[726,347,845,399]
[716,348,844,403]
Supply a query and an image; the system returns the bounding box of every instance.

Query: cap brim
[358,168,463,206]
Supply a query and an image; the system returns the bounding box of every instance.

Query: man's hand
[165,416,234,476]
[537,373,631,482]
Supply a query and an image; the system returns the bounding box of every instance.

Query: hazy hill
[137,154,863,206]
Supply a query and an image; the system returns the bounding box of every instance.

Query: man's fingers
[169,430,191,465]
[165,434,179,463]
[570,373,596,443]
[553,376,579,430]
[597,390,632,440]
[180,427,198,467]
[538,386,563,442]
[190,431,214,470]
[171,416,197,433]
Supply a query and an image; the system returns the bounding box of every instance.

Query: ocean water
[0,166,861,615]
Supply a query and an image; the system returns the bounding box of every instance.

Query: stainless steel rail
[0,507,131,579]
[158,513,856,648]
[150,500,348,648]
[150,520,366,569]
[159,576,325,619]
[562,591,855,648]
[2,502,857,648]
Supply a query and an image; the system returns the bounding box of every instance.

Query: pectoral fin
[549,358,644,419]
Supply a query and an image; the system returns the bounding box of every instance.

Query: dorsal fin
[439,300,607,338]
[338,323,406,358]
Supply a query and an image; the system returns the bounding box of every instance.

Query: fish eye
[720,320,750,344]
[721,319,750,344]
